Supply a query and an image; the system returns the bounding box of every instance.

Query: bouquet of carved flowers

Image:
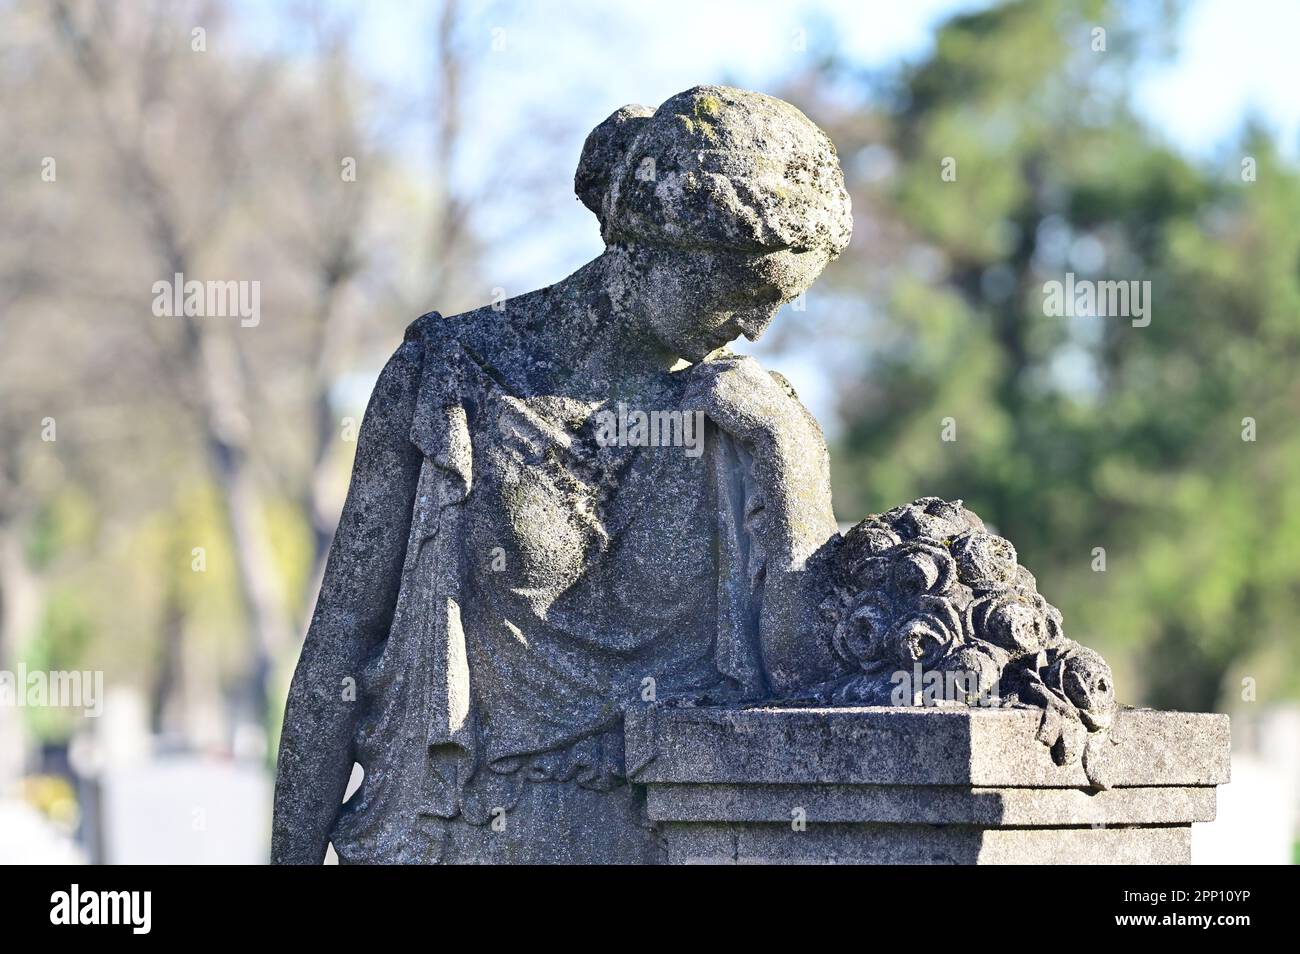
[811,497,1116,776]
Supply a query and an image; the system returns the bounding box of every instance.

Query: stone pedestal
[625,706,1230,864]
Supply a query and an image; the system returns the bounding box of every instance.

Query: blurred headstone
[1193,704,1300,864]
[0,798,85,864]
[102,756,271,864]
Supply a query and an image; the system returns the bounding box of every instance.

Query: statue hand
[682,352,836,562]
[680,353,813,451]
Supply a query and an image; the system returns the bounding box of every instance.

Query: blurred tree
[0,0,494,750]
[796,0,1300,711]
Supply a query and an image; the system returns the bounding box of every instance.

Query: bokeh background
[1,0,1297,863]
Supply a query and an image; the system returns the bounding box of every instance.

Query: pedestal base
[625,706,1230,865]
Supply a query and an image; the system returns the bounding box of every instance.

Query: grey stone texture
[628,705,1228,865]
[645,783,1217,826]
[662,823,1192,865]
[626,706,1230,787]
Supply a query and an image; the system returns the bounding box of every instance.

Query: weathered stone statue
[273,84,1135,865]
[273,85,853,863]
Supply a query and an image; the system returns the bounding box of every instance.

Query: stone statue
[272,84,1116,865]
[272,85,852,864]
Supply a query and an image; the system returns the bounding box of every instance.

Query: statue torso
[463,372,726,774]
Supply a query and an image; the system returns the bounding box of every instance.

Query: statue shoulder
[396,310,482,464]
[401,307,496,367]
[395,310,474,383]
[363,312,463,432]
[401,309,451,354]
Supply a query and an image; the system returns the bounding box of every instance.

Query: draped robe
[330,313,774,863]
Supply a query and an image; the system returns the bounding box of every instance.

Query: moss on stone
[696,94,723,118]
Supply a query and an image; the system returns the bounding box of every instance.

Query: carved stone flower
[1045,644,1116,730]
[895,497,970,542]
[886,594,962,666]
[848,521,902,557]
[967,590,1058,658]
[832,595,892,670]
[889,541,956,597]
[941,641,1010,704]
[888,618,950,667]
[950,531,1018,589]
[837,521,901,589]
[821,498,1116,748]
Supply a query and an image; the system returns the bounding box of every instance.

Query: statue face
[639,246,830,362]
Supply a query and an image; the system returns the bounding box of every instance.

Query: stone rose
[896,499,968,542]
[941,641,1010,704]
[950,531,1018,589]
[968,590,1056,657]
[889,541,956,596]
[1046,643,1116,730]
[832,595,892,670]
[846,520,901,556]
[838,521,899,588]
[886,594,962,666]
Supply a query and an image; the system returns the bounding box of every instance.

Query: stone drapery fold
[331,313,773,862]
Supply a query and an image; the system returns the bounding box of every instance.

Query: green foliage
[824,0,1300,710]
[23,589,95,741]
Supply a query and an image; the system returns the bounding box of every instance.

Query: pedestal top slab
[625,705,1230,789]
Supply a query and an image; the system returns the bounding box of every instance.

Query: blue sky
[331,0,1300,161]
[246,0,1300,425]
[255,0,1299,287]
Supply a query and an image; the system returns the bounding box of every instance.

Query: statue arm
[748,390,842,692]
[685,354,842,692]
[271,336,426,864]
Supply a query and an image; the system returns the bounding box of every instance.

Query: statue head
[575,85,853,361]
